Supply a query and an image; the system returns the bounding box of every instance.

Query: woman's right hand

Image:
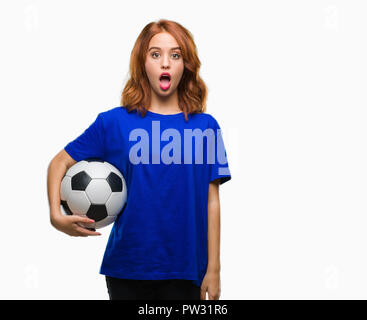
[50,212,101,237]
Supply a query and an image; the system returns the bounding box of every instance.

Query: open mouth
[159,73,171,90]
[160,74,171,81]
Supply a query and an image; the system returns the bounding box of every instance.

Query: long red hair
[120,19,207,122]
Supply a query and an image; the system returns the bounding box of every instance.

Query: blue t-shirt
[64,106,231,288]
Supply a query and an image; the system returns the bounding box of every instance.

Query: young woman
[47,19,231,300]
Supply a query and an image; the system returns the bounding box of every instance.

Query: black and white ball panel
[60,160,127,229]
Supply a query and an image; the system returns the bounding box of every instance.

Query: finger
[71,215,95,224]
[69,229,87,237]
[76,226,101,236]
[200,287,206,300]
[75,226,101,236]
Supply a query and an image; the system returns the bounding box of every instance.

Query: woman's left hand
[200,270,221,300]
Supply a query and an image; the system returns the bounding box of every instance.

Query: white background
[0,0,366,299]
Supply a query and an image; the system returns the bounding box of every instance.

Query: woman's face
[145,32,184,97]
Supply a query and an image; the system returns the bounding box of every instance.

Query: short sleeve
[208,117,232,185]
[64,113,105,162]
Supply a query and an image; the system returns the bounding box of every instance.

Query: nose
[161,53,170,68]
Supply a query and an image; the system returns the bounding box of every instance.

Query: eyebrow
[148,46,181,51]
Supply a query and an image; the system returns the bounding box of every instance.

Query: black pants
[105,276,201,300]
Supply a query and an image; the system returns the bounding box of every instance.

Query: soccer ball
[60,158,127,229]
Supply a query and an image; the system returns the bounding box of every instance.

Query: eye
[151,52,181,59]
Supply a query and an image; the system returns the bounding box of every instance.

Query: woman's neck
[149,89,181,114]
